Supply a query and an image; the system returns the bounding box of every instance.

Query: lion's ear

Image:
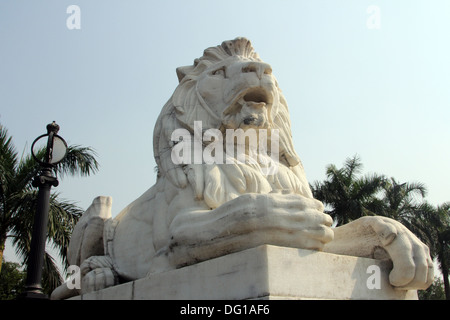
[176,65,195,82]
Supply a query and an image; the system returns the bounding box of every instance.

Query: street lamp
[21,121,68,299]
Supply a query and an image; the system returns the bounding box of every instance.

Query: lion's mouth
[224,87,273,115]
[242,90,269,104]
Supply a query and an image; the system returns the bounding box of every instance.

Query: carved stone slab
[70,245,417,300]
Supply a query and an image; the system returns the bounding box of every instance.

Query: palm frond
[353,173,385,201]
[42,251,64,294]
[14,150,43,193]
[47,193,83,267]
[0,124,18,177]
[343,154,363,183]
[1,124,19,226]
[55,145,99,179]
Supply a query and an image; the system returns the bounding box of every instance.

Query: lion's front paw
[253,193,334,250]
[360,216,434,290]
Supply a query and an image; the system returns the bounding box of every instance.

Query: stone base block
[72,245,417,300]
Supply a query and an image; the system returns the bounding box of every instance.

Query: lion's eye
[212,67,226,77]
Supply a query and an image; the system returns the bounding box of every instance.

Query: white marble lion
[52,38,433,299]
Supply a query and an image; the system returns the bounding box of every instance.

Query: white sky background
[1,1,449,264]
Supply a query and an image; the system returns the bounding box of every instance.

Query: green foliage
[311,155,386,225]
[419,278,446,300]
[0,261,25,300]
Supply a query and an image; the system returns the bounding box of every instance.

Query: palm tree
[0,123,99,294]
[311,155,386,225]
[380,177,427,221]
[408,202,450,299]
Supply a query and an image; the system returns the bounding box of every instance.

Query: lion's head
[153,38,312,208]
[176,39,275,132]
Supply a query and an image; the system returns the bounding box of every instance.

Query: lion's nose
[241,62,272,79]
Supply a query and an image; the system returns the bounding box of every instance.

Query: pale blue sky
[1,1,450,263]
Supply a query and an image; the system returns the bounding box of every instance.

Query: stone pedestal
[71,245,417,300]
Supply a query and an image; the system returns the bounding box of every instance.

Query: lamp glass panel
[49,136,67,164]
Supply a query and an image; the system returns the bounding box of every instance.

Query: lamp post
[21,121,68,299]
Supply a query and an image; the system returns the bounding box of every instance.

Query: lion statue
[52,37,433,299]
